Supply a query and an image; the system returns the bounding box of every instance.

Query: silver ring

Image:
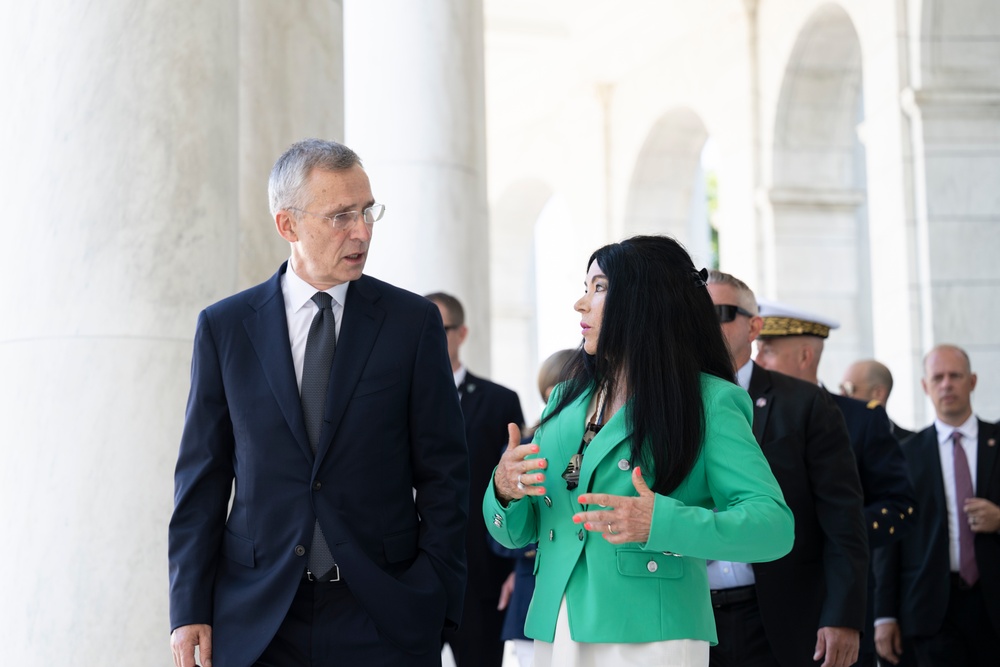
[607,523,618,535]
[516,474,525,491]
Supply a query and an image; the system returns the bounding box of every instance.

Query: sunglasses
[714,304,754,323]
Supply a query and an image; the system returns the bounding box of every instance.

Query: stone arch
[769,3,870,381]
[490,178,557,421]
[622,107,713,266]
[914,0,1000,89]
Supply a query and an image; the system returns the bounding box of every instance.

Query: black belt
[950,572,978,591]
[710,585,756,608]
[305,565,341,583]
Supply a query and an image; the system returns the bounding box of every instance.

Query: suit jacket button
[544,496,553,507]
[618,459,631,471]
[578,529,585,541]
[294,545,306,557]
[549,529,555,541]
[313,481,322,491]
[647,560,658,573]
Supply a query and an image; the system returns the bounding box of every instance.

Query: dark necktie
[301,292,337,578]
[952,430,979,587]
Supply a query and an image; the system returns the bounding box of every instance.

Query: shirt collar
[934,413,978,445]
[454,364,467,389]
[736,359,753,391]
[285,260,350,312]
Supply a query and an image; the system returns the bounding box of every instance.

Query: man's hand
[814,626,859,667]
[875,621,903,665]
[964,497,1000,533]
[497,571,516,610]
[171,623,212,667]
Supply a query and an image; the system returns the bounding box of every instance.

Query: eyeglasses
[839,381,856,397]
[714,304,754,323]
[289,203,385,230]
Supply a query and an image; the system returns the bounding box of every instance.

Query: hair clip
[692,268,708,287]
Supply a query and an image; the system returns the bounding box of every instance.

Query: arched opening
[769,3,870,382]
[623,108,715,268]
[490,179,556,422]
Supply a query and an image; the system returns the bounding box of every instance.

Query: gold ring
[517,474,525,491]
[607,523,618,535]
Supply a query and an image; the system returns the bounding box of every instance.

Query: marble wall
[0,1,343,663]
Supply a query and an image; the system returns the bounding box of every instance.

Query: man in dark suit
[839,359,915,441]
[874,344,1000,667]
[755,301,916,667]
[706,271,869,667]
[425,292,524,667]
[168,139,469,667]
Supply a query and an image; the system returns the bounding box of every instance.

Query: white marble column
[343,0,491,372]
[900,0,1000,419]
[905,89,1000,416]
[0,2,343,663]
[239,0,345,286]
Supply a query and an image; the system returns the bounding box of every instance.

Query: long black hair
[542,235,736,495]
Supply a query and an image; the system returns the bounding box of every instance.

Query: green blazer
[483,373,793,644]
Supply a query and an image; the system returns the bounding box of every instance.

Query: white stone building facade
[0,0,997,663]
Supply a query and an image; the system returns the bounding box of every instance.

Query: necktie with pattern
[952,430,979,587]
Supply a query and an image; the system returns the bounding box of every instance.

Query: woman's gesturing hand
[572,467,655,543]
[494,423,548,504]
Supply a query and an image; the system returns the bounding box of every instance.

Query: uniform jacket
[168,264,469,666]
[874,420,1000,637]
[747,364,869,667]
[830,392,916,657]
[484,373,794,644]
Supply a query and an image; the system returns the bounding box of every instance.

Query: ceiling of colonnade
[482,0,746,133]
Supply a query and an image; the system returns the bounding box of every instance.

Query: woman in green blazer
[484,236,794,666]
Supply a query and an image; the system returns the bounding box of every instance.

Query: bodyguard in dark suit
[707,272,868,667]
[756,300,915,667]
[426,292,524,667]
[874,345,1000,667]
[169,140,468,667]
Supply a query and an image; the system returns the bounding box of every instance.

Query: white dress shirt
[453,364,467,390]
[281,261,350,392]
[707,359,757,589]
[934,414,979,572]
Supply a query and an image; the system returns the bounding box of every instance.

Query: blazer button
[647,560,658,573]
[618,459,631,471]
[549,529,555,541]
[313,481,322,491]
[294,545,306,557]
[578,529,585,541]
[544,496,553,507]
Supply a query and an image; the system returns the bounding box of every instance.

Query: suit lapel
[316,275,385,462]
[577,402,629,491]
[244,264,313,462]
[922,426,949,533]
[542,389,590,488]
[977,419,999,496]
[748,363,772,446]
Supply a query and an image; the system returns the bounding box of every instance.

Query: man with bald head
[840,360,913,440]
[874,345,1000,667]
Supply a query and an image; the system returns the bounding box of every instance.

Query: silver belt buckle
[306,565,341,582]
